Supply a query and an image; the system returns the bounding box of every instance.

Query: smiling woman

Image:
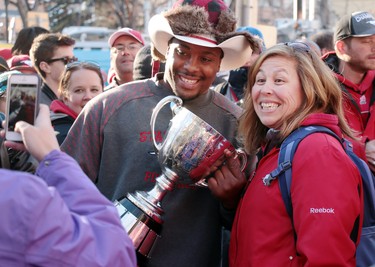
[216,42,364,267]
[251,55,304,130]
[50,61,104,145]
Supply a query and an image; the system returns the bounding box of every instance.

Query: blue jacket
[0,150,137,266]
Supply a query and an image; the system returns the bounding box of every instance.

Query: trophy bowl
[151,96,242,185]
[115,95,247,261]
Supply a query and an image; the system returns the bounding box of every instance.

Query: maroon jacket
[230,113,363,267]
[322,52,375,161]
[50,100,78,119]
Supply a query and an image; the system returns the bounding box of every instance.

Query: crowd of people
[0,0,374,266]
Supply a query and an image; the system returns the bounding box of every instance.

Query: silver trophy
[114,96,246,260]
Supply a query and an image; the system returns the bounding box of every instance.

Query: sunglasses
[284,42,312,56]
[46,56,78,65]
[65,61,101,71]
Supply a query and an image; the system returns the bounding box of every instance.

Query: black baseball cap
[334,11,375,41]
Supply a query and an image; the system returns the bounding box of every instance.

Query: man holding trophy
[61,0,261,266]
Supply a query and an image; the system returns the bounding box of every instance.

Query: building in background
[233,0,375,46]
[1,0,374,47]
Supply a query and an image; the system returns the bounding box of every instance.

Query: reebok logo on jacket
[310,207,335,214]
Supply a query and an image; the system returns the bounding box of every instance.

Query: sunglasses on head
[65,61,101,71]
[284,42,312,56]
[46,56,78,65]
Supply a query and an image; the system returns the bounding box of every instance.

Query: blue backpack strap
[274,126,342,219]
[343,140,375,227]
[270,125,375,263]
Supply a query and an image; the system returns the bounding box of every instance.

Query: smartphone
[5,73,40,142]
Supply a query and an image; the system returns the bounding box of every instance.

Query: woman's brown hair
[239,43,355,155]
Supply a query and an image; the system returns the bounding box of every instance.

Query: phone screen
[7,82,38,131]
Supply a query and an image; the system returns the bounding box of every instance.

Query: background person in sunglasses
[50,61,104,145]
[214,43,362,266]
[30,33,77,107]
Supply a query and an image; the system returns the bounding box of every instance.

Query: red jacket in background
[0,48,12,61]
[322,52,375,161]
[364,103,375,140]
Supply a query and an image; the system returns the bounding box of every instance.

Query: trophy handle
[150,95,183,151]
[237,149,248,172]
[194,148,248,187]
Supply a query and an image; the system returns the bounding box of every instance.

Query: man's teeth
[181,77,197,84]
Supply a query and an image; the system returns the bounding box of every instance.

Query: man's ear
[335,40,346,55]
[151,43,166,63]
[39,61,50,74]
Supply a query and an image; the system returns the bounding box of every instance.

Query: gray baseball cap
[334,11,375,41]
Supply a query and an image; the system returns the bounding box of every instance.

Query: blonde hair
[239,43,354,155]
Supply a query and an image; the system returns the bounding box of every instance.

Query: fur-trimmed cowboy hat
[148,2,261,71]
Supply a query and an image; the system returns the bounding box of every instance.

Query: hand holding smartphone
[5,73,40,142]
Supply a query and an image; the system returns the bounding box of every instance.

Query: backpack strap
[272,125,374,247]
[340,79,375,114]
[265,126,343,219]
[344,139,375,227]
[371,78,375,107]
[340,84,362,115]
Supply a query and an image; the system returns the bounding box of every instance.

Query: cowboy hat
[148,2,261,72]
[149,14,254,71]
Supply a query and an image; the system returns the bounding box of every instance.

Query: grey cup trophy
[114,95,246,260]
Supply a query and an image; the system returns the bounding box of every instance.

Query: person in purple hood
[0,104,137,267]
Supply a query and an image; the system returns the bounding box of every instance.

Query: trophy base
[115,195,163,259]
